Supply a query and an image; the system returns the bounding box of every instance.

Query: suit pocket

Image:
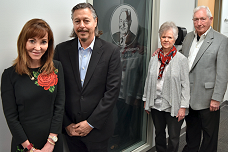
[205,82,214,89]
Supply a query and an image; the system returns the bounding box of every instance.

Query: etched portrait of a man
[112,8,136,47]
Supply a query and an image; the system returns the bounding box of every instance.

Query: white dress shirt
[188,27,211,71]
[153,62,171,112]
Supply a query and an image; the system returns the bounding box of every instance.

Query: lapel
[82,37,104,91]
[184,32,195,58]
[190,28,214,72]
[68,38,82,90]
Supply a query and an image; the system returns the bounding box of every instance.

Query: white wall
[0,0,85,151]
[159,0,195,31]
[158,0,195,48]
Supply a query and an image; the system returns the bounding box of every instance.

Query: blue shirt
[78,37,95,128]
[78,38,95,86]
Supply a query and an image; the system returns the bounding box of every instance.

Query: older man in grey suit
[182,6,228,152]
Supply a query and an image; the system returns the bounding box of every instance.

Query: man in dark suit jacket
[182,6,228,152]
[54,3,121,152]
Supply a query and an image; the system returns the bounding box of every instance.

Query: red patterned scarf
[158,46,177,79]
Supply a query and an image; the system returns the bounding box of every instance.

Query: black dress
[1,60,65,152]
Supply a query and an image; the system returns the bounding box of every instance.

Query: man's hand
[65,123,78,136]
[210,99,220,111]
[176,108,186,122]
[74,120,93,137]
[152,48,160,57]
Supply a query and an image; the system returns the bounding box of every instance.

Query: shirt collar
[78,36,96,51]
[194,26,211,38]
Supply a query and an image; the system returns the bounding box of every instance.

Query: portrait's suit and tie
[112,8,136,47]
[182,6,228,152]
[112,31,136,47]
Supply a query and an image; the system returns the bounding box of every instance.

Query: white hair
[193,6,212,18]
[159,21,178,40]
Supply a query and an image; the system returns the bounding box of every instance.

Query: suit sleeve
[50,61,65,134]
[54,46,73,128]
[212,37,228,102]
[1,69,28,144]
[87,46,122,129]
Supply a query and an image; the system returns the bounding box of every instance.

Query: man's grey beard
[80,38,87,42]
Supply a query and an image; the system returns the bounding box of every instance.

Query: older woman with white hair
[143,21,190,152]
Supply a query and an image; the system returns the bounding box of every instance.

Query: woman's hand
[21,140,31,149]
[34,135,56,152]
[41,142,54,152]
[176,108,186,122]
[35,141,54,152]
[144,102,150,114]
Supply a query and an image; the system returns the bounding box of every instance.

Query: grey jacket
[182,28,228,110]
[143,51,190,117]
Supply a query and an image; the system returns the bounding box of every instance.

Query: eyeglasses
[192,17,207,22]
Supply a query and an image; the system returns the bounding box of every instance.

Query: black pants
[65,134,108,152]
[182,107,220,152]
[151,109,184,152]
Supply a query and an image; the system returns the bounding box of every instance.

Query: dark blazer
[54,37,121,142]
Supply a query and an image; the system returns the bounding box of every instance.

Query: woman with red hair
[1,18,65,152]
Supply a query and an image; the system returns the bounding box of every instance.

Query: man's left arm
[210,36,228,111]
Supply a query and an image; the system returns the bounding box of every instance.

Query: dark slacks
[151,109,184,152]
[182,107,220,152]
[65,134,108,152]
[114,98,133,138]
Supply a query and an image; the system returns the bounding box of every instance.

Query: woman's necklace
[29,74,35,80]
[29,67,42,81]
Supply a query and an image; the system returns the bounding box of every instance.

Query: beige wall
[197,0,215,27]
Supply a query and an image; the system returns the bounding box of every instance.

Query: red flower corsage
[33,69,58,93]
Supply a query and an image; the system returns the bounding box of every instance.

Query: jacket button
[81,96,84,100]
[77,112,81,116]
